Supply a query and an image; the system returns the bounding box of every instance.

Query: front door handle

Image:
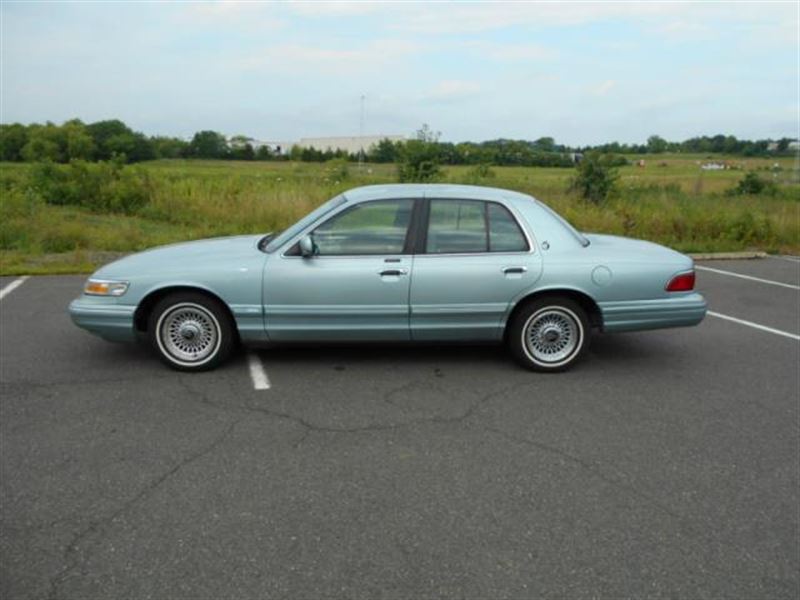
[379,268,408,277]
[503,266,527,274]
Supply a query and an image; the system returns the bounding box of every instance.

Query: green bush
[0,188,41,250]
[727,211,775,244]
[461,163,496,184]
[39,221,92,252]
[322,158,350,182]
[398,125,442,182]
[28,160,151,214]
[729,172,777,196]
[398,158,440,182]
[569,152,619,204]
[470,163,496,179]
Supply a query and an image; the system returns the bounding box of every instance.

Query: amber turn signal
[84,279,129,296]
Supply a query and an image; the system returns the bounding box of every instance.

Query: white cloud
[590,80,616,97]
[385,1,795,45]
[2,0,794,144]
[388,2,679,34]
[288,2,381,17]
[469,42,556,61]
[236,39,424,75]
[174,1,796,51]
[424,80,482,102]
[655,20,717,42]
[177,2,287,31]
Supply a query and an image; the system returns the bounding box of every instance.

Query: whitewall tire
[148,292,236,371]
[508,296,590,372]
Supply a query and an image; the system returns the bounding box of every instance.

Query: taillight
[666,271,695,292]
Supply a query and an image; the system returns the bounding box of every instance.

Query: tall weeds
[1,158,798,274]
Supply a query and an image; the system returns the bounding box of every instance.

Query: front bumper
[599,292,707,333]
[69,297,137,342]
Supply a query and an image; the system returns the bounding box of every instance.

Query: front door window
[313,199,413,256]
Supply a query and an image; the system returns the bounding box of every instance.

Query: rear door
[409,198,542,341]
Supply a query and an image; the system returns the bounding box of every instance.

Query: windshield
[535,200,590,247]
[264,194,348,252]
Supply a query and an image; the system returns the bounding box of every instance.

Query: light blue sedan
[69,184,707,372]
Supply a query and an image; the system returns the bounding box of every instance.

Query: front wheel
[508,296,590,372]
[148,292,236,371]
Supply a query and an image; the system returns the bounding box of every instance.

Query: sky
[1,1,797,145]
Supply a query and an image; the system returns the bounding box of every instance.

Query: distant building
[294,135,406,155]
[768,140,799,153]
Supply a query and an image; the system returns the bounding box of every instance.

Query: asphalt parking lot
[1,258,798,599]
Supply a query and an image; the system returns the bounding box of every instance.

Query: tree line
[0,118,795,166]
[0,120,275,164]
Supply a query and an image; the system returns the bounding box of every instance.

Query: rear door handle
[503,266,527,274]
[379,268,408,276]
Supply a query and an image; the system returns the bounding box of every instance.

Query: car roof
[341,184,534,204]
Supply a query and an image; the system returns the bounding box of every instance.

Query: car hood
[94,234,265,278]
[584,233,691,265]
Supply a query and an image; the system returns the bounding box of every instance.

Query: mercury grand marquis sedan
[69,184,707,372]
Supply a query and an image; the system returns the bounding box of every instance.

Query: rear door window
[425,200,528,254]
[426,200,487,253]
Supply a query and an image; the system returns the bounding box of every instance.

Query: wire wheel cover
[525,308,580,363]
[160,304,219,363]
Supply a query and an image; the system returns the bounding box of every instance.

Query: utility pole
[358,94,365,170]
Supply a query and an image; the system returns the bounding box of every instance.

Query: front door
[264,198,416,341]
[410,198,542,341]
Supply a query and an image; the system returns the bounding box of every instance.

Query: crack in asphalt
[483,426,686,522]
[381,379,438,411]
[40,376,528,596]
[36,371,778,596]
[241,380,535,437]
[45,418,240,600]
[481,425,768,585]
[0,373,177,392]
[176,373,537,439]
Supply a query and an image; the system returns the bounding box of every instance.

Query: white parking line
[0,276,29,301]
[696,266,799,291]
[247,353,271,390]
[708,311,800,341]
[768,255,800,264]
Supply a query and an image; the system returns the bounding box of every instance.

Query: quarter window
[312,199,413,255]
[425,200,528,254]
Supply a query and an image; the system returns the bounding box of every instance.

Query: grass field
[1,155,798,275]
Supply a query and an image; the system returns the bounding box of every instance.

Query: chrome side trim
[264,304,409,316]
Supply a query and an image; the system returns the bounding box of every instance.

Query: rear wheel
[148,292,236,371]
[508,296,590,372]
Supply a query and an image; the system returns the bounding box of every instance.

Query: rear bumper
[69,297,137,342]
[599,293,707,333]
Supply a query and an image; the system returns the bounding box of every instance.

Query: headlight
[84,279,129,296]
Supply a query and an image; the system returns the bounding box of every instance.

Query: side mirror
[299,235,315,258]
